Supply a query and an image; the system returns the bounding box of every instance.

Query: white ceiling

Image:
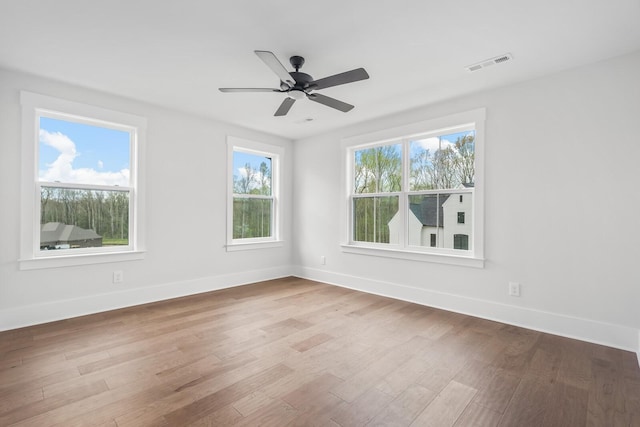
[1,0,639,140]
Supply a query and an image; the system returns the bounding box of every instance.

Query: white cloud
[415,137,440,152]
[236,166,266,191]
[414,136,456,153]
[97,160,104,169]
[39,130,129,187]
[237,166,249,178]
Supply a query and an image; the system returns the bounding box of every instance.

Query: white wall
[292,51,640,351]
[2,52,639,354]
[0,69,293,329]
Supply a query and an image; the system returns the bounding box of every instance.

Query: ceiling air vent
[466,53,513,72]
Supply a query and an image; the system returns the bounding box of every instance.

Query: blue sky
[39,117,131,186]
[410,130,475,158]
[233,151,271,181]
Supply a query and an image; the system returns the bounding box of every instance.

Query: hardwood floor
[1,277,639,426]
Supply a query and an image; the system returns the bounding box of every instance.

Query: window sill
[19,250,146,270]
[340,244,484,268]
[225,240,284,252]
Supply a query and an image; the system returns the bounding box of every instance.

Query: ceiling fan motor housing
[289,72,314,90]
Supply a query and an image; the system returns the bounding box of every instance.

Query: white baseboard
[0,265,293,331]
[637,330,640,368]
[294,266,640,354]
[4,264,639,363]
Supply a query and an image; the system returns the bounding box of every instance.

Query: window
[454,234,469,250]
[352,143,401,243]
[38,117,132,252]
[226,137,283,251]
[342,109,485,267]
[20,92,146,269]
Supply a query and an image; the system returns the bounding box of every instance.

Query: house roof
[409,194,451,228]
[40,222,101,245]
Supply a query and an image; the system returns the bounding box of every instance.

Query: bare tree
[409,133,475,190]
[454,134,475,185]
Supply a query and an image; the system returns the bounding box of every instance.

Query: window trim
[226,136,284,251]
[19,91,147,270]
[341,108,485,268]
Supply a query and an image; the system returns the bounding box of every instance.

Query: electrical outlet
[113,270,123,284]
[508,282,520,297]
[320,256,326,265]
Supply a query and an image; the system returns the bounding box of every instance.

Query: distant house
[441,192,472,250]
[388,185,473,250]
[40,222,102,250]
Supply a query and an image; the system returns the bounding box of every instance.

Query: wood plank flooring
[1,277,639,426]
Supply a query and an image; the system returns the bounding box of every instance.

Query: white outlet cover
[508,282,520,297]
[113,270,124,283]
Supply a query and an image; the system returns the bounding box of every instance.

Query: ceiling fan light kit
[288,90,306,100]
[219,50,370,117]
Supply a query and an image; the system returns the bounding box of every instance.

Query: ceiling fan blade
[310,68,369,90]
[274,97,296,116]
[255,50,295,88]
[307,93,354,112]
[219,88,281,93]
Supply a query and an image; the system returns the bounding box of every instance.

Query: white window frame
[19,91,146,270]
[341,108,485,268]
[226,136,283,251]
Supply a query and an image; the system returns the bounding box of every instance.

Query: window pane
[409,131,475,190]
[233,151,272,195]
[454,234,469,250]
[233,198,272,239]
[39,117,131,186]
[40,187,129,251]
[354,144,401,193]
[353,196,399,243]
[407,192,472,250]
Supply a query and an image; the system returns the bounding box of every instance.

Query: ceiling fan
[219,50,370,116]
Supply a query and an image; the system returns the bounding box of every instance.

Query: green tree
[40,188,130,245]
[353,145,401,243]
[259,161,271,195]
[454,134,475,185]
[355,145,401,193]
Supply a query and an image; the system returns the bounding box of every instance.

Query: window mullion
[401,138,410,248]
[232,194,273,200]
